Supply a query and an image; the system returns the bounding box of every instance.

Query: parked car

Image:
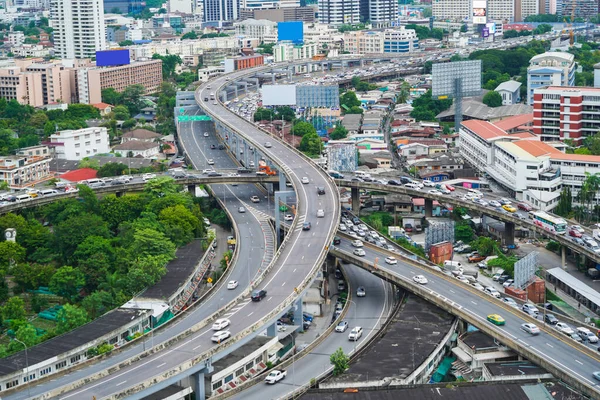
[544,314,559,325]
[468,254,486,263]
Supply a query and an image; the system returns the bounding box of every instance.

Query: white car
[353,248,366,256]
[484,286,501,298]
[142,173,156,182]
[555,322,575,335]
[301,177,309,184]
[211,330,231,343]
[385,256,397,265]
[250,195,260,203]
[264,142,272,148]
[202,169,215,174]
[351,240,363,247]
[423,180,435,187]
[284,214,294,222]
[227,280,238,290]
[413,275,428,285]
[428,190,442,195]
[317,209,325,218]
[339,224,347,231]
[207,159,215,165]
[212,318,231,331]
[489,200,501,207]
[204,132,209,137]
[521,323,540,335]
[335,321,349,332]
[348,327,363,341]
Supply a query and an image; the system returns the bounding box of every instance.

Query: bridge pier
[267,323,277,337]
[562,246,567,270]
[115,191,123,198]
[351,187,360,214]
[187,184,196,197]
[504,222,515,246]
[192,362,214,400]
[424,198,433,218]
[272,74,275,84]
[294,297,304,333]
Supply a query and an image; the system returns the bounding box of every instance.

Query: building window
[70,355,81,364]
[224,374,234,383]
[212,381,223,390]
[40,367,52,376]
[236,367,244,376]
[55,361,67,370]
[6,380,18,388]
[255,356,262,365]
[245,361,253,371]
[23,374,35,382]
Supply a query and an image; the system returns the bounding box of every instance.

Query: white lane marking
[450,289,455,293]
[115,381,127,387]
[281,281,286,286]
[267,296,272,302]
[471,301,477,305]
[248,312,254,317]
[156,362,166,369]
[307,243,311,247]
[575,360,583,365]
[293,268,297,272]
[546,343,554,348]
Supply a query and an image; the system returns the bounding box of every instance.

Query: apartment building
[273,42,318,62]
[203,0,239,24]
[234,19,277,42]
[127,37,239,60]
[558,0,597,18]
[223,54,264,73]
[532,86,600,145]
[526,52,575,105]
[78,59,162,104]
[488,0,514,22]
[238,6,316,22]
[432,0,470,22]
[343,28,419,54]
[51,0,106,59]
[514,0,539,21]
[48,127,110,160]
[0,154,51,189]
[367,0,398,28]
[318,0,360,25]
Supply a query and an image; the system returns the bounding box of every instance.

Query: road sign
[177,116,212,122]
[514,251,538,289]
[207,277,213,283]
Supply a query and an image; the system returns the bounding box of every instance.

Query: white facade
[318,0,359,25]
[369,0,398,27]
[169,0,193,13]
[7,32,24,46]
[49,127,111,160]
[432,0,470,22]
[234,19,277,42]
[127,38,238,60]
[51,0,106,59]
[0,155,51,189]
[343,28,419,54]
[273,42,318,62]
[488,0,513,21]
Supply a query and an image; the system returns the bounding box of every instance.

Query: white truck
[265,370,287,384]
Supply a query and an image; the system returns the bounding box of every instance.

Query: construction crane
[569,0,576,45]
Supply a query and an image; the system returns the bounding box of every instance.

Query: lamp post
[13,338,30,398]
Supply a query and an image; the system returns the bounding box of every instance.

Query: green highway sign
[177,115,212,122]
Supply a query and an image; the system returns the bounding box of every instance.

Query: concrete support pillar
[272,74,275,84]
[351,187,360,214]
[294,297,304,333]
[279,172,286,190]
[360,59,364,67]
[194,371,206,400]
[187,184,196,197]
[115,191,123,198]
[424,198,433,218]
[233,86,238,98]
[267,323,277,337]
[562,246,567,270]
[243,140,248,166]
[504,222,515,246]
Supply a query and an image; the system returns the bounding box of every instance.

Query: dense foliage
[0,178,209,357]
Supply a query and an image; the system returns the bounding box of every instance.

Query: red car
[569,229,582,238]
[517,202,533,212]
[446,185,456,192]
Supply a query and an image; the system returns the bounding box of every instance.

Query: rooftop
[512,140,561,157]
[139,240,205,301]
[484,361,548,377]
[493,113,534,131]
[495,80,522,93]
[0,309,148,376]
[437,99,533,121]
[461,120,508,141]
[114,141,160,151]
[60,168,98,182]
[461,330,498,350]
[122,129,162,140]
[530,51,575,63]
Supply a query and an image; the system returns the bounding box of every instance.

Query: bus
[530,211,567,234]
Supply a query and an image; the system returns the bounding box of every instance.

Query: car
[404,224,413,232]
[211,330,231,343]
[284,214,294,222]
[413,275,428,285]
[502,205,517,212]
[569,229,583,238]
[265,370,287,384]
[517,202,533,211]
[302,222,311,230]
[249,195,260,203]
[385,256,397,265]
[446,185,455,191]
[238,206,246,213]
[317,186,326,195]
[353,248,366,256]
[208,171,222,177]
[484,286,501,298]
[544,314,559,325]
[202,169,215,174]
[335,321,349,332]
[500,198,512,205]
[204,132,209,137]
[468,255,486,263]
[142,173,156,181]
[264,142,272,148]
[348,327,363,341]
[521,323,540,335]
[356,286,366,297]
[571,225,585,234]
[569,332,583,342]
[206,158,215,165]
[577,327,599,343]
[487,314,506,325]
[522,303,539,316]
[440,188,451,194]
[351,239,364,249]
[251,289,267,301]
[387,179,400,186]
[337,280,346,291]
[503,279,514,288]
[338,223,347,231]
[212,318,231,331]
[555,322,575,335]
[301,177,309,184]
[333,236,341,245]
[210,144,216,149]
[428,190,442,195]
[489,200,501,207]
[423,180,435,187]
[317,209,325,218]
[502,297,519,309]
[594,371,600,382]
[472,282,485,291]
[227,280,238,290]
[572,237,585,245]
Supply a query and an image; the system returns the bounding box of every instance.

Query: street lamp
[13,338,30,398]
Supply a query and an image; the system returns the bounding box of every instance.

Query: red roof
[412,198,440,206]
[462,120,508,141]
[494,113,533,131]
[60,168,98,182]
[91,102,112,110]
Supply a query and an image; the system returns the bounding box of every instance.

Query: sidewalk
[296,274,337,347]
[195,224,233,298]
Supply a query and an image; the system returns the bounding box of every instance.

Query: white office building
[273,42,319,62]
[432,0,470,22]
[203,0,239,23]
[318,0,360,25]
[49,127,111,160]
[368,0,398,28]
[50,0,106,59]
[234,19,277,42]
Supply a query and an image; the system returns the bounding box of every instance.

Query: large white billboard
[261,84,297,106]
[432,60,482,98]
[473,0,487,24]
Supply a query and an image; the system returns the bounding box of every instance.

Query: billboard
[486,22,496,35]
[261,84,297,106]
[277,21,303,43]
[473,0,487,24]
[482,27,489,38]
[96,49,131,67]
[431,60,482,98]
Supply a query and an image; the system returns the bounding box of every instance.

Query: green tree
[81,291,116,319]
[330,347,349,376]
[455,223,474,243]
[54,214,110,262]
[159,204,200,246]
[482,91,503,107]
[152,54,182,79]
[253,107,276,122]
[129,228,176,259]
[329,125,348,140]
[181,31,198,40]
[101,88,122,105]
[11,263,55,291]
[100,194,145,230]
[299,132,324,157]
[121,84,146,115]
[14,324,39,348]
[340,91,361,109]
[583,133,600,155]
[397,81,411,104]
[471,236,497,257]
[257,43,275,55]
[0,240,26,269]
[56,304,89,334]
[0,128,19,155]
[112,105,130,120]
[118,40,134,46]
[127,255,170,293]
[422,7,432,17]
[49,266,86,300]
[1,297,26,322]
[291,121,316,137]
[554,187,573,217]
[346,106,364,114]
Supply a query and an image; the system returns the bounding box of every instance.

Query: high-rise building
[203,0,240,23]
[558,0,597,18]
[487,0,513,21]
[366,0,398,27]
[50,0,106,59]
[103,0,143,14]
[318,0,360,25]
[526,52,575,105]
[432,0,469,22]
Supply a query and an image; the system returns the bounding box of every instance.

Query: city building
[127,37,239,60]
[526,52,575,105]
[532,86,600,145]
[514,0,539,21]
[77,59,163,104]
[223,54,264,73]
[103,0,143,14]
[203,0,239,24]
[50,0,106,59]
[239,0,299,9]
[48,127,111,160]
[558,0,597,18]
[318,0,360,25]
[169,0,194,13]
[113,140,160,157]
[343,27,418,54]
[0,154,51,188]
[367,0,398,28]
[495,80,522,105]
[432,0,470,22]
[487,0,514,22]
[239,6,316,22]
[273,42,318,62]
[7,32,24,47]
[296,85,340,108]
[234,19,277,42]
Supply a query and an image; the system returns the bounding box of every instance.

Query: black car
[544,314,558,325]
[208,172,222,177]
[237,167,251,174]
[303,222,312,230]
[333,236,341,245]
[210,144,216,149]
[387,179,400,186]
[317,187,325,195]
[251,289,267,301]
[218,144,225,150]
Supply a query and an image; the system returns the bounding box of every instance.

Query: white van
[354,171,371,178]
[443,260,464,273]
[84,178,105,186]
[405,182,421,189]
[39,189,59,196]
[16,193,32,202]
[467,189,483,198]
[576,327,599,343]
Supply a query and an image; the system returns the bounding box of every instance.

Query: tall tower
[51,0,106,59]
